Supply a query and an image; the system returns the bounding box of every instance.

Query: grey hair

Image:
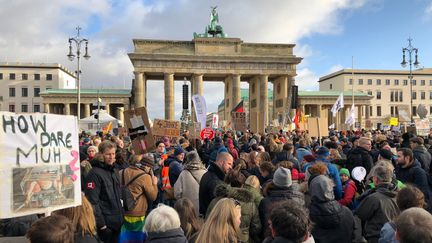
[144,204,181,233]
[372,165,392,183]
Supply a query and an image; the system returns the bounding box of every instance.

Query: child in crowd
[338,168,357,209]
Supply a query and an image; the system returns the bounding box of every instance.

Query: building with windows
[319,68,432,128]
[0,62,76,113]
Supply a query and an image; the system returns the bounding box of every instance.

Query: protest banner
[188,122,201,139]
[307,117,329,138]
[192,95,207,130]
[0,112,81,219]
[211,114,219,129]
[389,117,399,126]
[231,112,247,132]
[123,107,155,155]
[152,119,181,138]
[415,119,430,136]
[200,127,215,140]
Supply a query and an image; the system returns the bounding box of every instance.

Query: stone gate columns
[191,74,203,122]
[357,105,363,126]
[84,103,91,117]
[232,74,241,110]
[44,103,50,113]
[258,75,269,133]
[106,104,110,115]
[164,73,175,120]
[64,103,70,115]
[272,75,288,122]
[134,72,146,108]
[224,74,241,123]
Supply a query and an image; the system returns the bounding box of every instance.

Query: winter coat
[244,184,263,209]
[174,168,206,215]
[309,175,355,243]
[119,166,158,217]
[303,158,343,200]
[412,145,431,173]
[395,159,431,201]
[164,157,184,186]
[296,147,312,164]
[146,227,188,243]
[259,184,305,238]
[378,221,398,243]
[338,179,357,208]
[272,151,300,170]
[84,159,123,231]
[346,146,374,175]
[355,183,399,243]
[207,184,262,243]
[342,145,352,157]
[199,162,226,215]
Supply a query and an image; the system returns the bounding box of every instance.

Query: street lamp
[401,37,419,124]
[67,26,90,120]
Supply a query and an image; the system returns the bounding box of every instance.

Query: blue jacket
[304,158,343,200]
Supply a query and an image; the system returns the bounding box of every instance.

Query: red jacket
[338,179,357,206]
[291,168,305,181]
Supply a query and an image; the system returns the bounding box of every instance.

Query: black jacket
[346,147,374,175]
[84,160,123,231]
[271,151,300,170]
[199,162,226,215]
[412,145,432,173]
[146,228,188,243]
[395,159,431,201]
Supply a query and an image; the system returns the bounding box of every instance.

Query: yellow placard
[389,117,399,126]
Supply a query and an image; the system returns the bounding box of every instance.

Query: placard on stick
[123,107,155,155]
[152,119,181,138]
[231,112,247,132]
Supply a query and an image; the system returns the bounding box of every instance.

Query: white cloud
[426,2,432,18]
[296,68,319,91]
[328,64,345,73]
[0,0,368,118]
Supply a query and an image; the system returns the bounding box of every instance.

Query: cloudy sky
[1,0,432,119]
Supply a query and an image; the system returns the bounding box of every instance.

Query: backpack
[121,169,146,211]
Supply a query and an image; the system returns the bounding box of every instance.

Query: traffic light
[94,113,99,119]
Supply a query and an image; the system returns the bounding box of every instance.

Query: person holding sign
[85,141,123,243]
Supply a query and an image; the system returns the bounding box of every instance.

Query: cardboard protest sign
[0,113,81,219]
[415,119,430,136]
[123,107,155,155]
[152,119,181,138]
[188,122,201,139]
[231,112,247,132]
[307,117,329,138]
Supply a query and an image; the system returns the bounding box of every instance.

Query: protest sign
[0,112,81,219]
[389,117,399,126]
[415,119,430,136]
[188,122,201,139]
[231,112,247,132]
[212,114,219,129]
[152,119,181,138]
[124,107,155,155]
[192,95,207,130]
[200,128,215,140]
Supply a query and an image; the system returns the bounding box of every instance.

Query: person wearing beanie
[338,168,357,209]
[410,137,431,172]
[304,146,343,200]
[258,167,305,238]
[163,146,185,206]
[208,137,226,164]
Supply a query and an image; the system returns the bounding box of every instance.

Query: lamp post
[67,26,90,121]
[401,37,419,124]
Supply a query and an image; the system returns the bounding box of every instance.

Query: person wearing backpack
[119,154,158,243]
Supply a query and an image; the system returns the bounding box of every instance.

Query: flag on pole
[345,104,355,126]
[331,92,344,117]
[329,123,335,129]
[231,100,244,113]
[293,110,300,128]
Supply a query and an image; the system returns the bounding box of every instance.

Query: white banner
[331,92,344,117]
[212,114,219,129]
[0,112,81,218]
[192,95,207,130]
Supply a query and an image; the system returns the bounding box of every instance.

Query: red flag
[293,109,300,128]
[231,100,244,113]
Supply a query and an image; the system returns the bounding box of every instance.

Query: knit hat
[339,168,350,177]
[174,146,186,156]
[83,137,91,144]
[316,146,330,157]
[379,149,394,161]
[273,167,292,188]
[139,154,155,167]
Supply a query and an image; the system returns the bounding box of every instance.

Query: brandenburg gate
[128,9,302,133]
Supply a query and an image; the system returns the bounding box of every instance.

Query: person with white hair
[144,204,187,243]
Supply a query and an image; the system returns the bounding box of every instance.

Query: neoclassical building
[128,37,302,133]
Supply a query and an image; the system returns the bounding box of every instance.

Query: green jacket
[243,185,264,209]
[207,184,262,243]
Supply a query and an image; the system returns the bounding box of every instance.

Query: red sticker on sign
[87,182,95,189]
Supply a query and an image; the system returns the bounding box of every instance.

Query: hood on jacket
[309,175,335,203]
[375,183,399,198]
[214,183,253,202]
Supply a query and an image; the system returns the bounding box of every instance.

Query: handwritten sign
[415,119,430,136]
[231,112,247,132]
[0,113,81,218]
[124,107,155,155]
[152,119,181,138]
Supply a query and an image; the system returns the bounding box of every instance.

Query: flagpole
[351,56,355,130]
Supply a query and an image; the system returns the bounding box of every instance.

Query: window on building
[21,104,28,113]
[395,91,399,102]
[9,87,15,97]
[46,74,53,80]
[376,79,381,85]
[22,73,28,80]
[330,84,333,90]
[0,73,3,80]
[369,106,373,116]
[349,79,352,85]
[390,91,394,102]
[368,79,372,85]
[391,106,394,116]
[399,91,403,102]
[430,106,432,115]
[358,79,363,85]
[22,87,28,97]
[394,79,399,85]
[376,91,381,99]
[33,104,40,113]
[413,80,417,85]
[34,74,40,80]
[421,80,425,86]
[9,104,15,112]
[395,106,399,116]
[46,87,52,90]
[430,91,432,100]
[34,87,40,97]
[386,79,390,85]
[430,80,432,86]
[404,80,408,86]
[377,106,382,116]
[413,91,417,100]
[368,91,372,95]
[421,91,426,100]
[413,106,417,116]
[9,73,15,80]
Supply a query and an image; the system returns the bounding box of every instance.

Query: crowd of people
[2,128,432,243]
